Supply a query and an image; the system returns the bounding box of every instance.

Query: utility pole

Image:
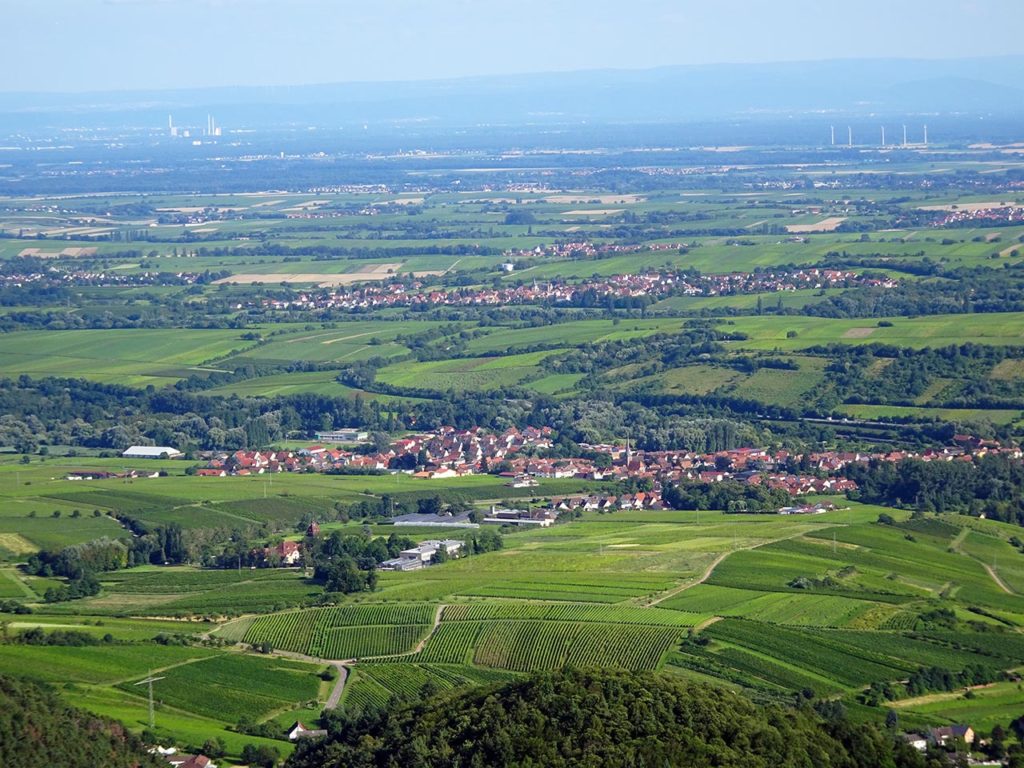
[134,671,165,730]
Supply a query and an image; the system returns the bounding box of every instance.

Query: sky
[1,0,1022,92]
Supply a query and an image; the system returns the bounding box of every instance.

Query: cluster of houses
[2,264,202,289]
[150,719,331,768]
[187,428,1024,507]
[198,426,556,478]
[257,265,894,313]
[933,204,1024,228]
[902,724,977,753]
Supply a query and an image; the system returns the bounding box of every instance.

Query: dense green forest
[286,669,946,768]
[0,675,160,768]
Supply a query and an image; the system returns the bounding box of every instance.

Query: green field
[718,312,1024,351]
[0,329,260,385]
[376,350,563,392]
[6,176,1024,753]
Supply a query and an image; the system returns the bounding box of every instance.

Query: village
[257,265,897,313]
[165,427,1018,516]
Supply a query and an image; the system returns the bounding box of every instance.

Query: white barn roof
[122,445,182,458]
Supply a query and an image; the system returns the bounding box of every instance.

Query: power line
[134,671,165,729]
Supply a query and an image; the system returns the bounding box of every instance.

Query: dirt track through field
[644,526,829,607]
[984,564,1013,594]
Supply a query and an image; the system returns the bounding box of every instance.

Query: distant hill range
[2,56,1024,130]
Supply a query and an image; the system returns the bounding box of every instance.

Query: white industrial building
[121,445,183,459]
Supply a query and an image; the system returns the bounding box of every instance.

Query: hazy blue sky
[2,0,1022,92]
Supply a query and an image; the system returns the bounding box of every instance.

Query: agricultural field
[0,328,262,386]
[717,312,1024,351]
[6,167,1024,757]
[376,350,564,392]
[212,504,1024,733]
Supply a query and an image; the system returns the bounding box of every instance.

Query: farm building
[122,445,183,459]
[287,721,327,741]
[314,429,369,443]
[380,539,464,571]
[392,512,479,529]
[483,506,557,527]
[928,725,974,747]
[263,540,302,566]
[164,753,216,768]
[900,734,928,752]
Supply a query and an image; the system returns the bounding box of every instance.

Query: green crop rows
[244,604,435,657]
[118,654,320,724]
[443,601,705,626]
[471,620,680,672]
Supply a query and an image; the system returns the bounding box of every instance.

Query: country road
[325,662,349,710]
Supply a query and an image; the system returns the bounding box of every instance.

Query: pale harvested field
[786,217,847,233]
[361,263,403,274]
[375,197,424,205]
[562,208,624,216]
[0,533,37,554]
[842,327,877,339]
[217,273,395,287]
[917,201,1016,212]
[545,194,645,204]
[214,263,410,286]
[281,199,331,212]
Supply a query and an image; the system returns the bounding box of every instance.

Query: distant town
[256,266,896,312]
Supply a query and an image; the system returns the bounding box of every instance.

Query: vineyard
[665,619,1019,695]
[469,620,679,672]
[451,573,676,604]
[243,604,435,658]
[119,653,321,723]
[441,601,706,626]
[405,621,485,664]
[659,585,888,628]
[343,663,519,712]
